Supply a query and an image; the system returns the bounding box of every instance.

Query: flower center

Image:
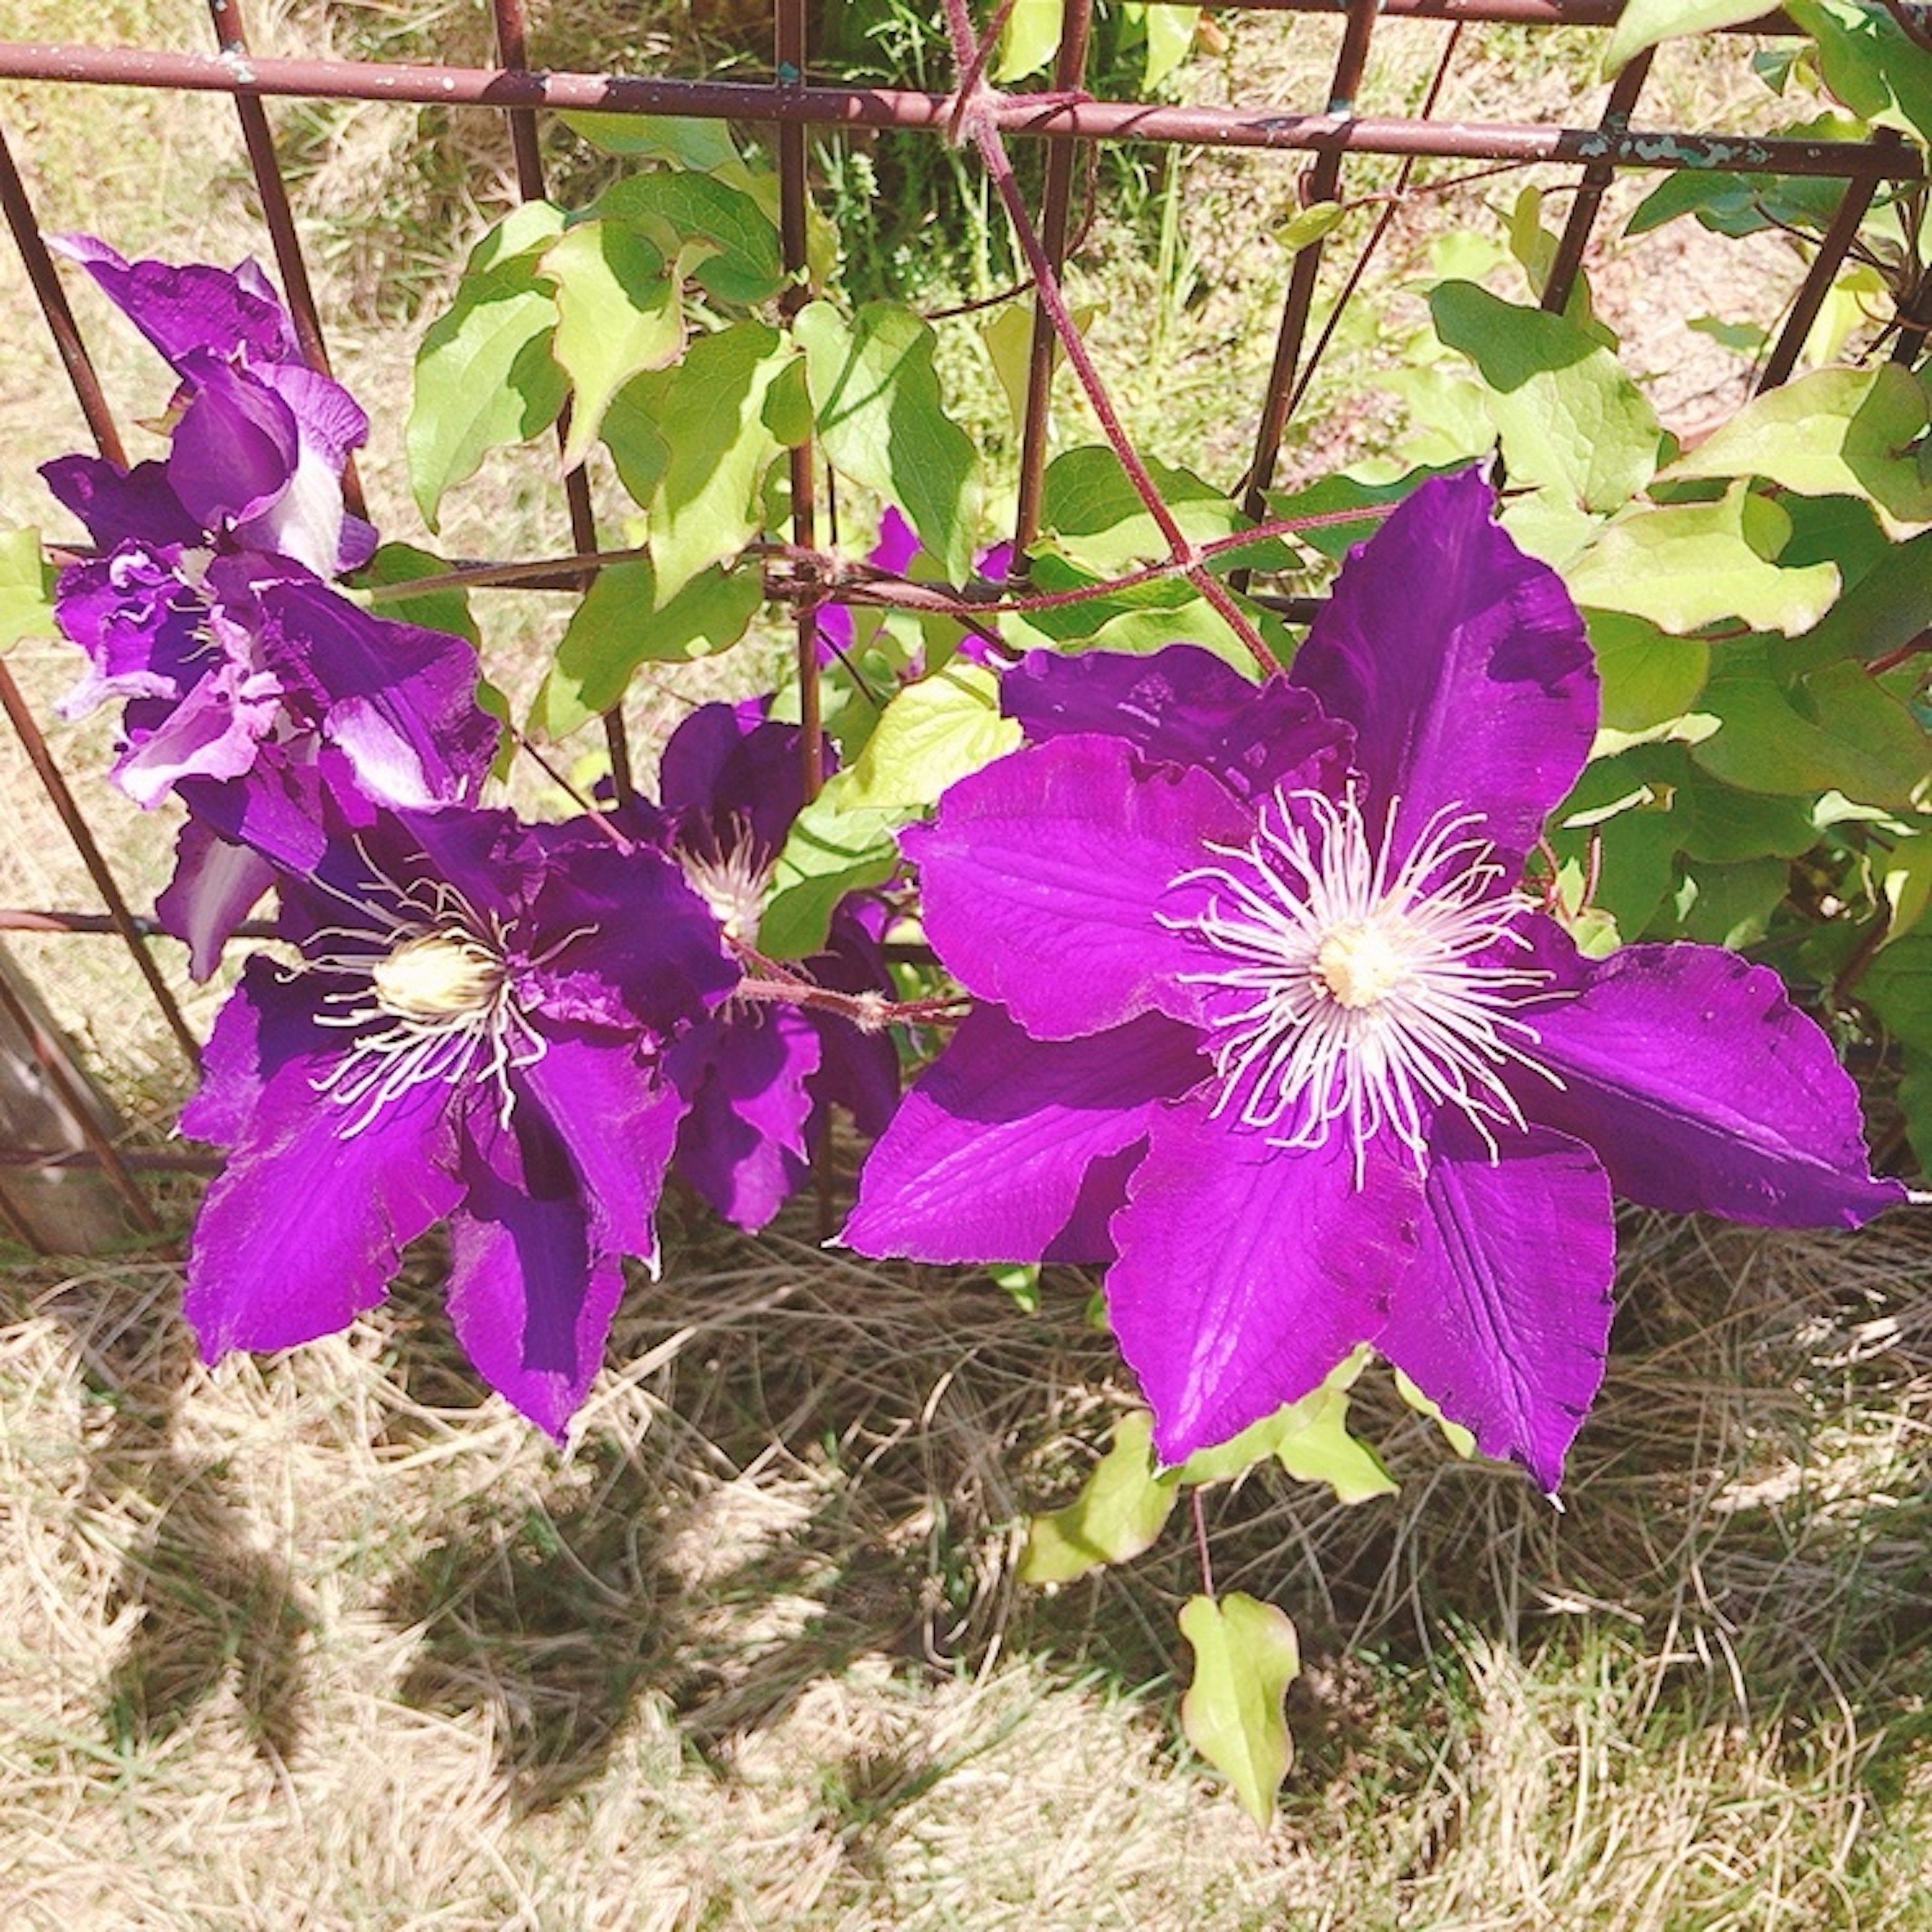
[1164,784,1563,1181]
[307,910,540,1139]
[678,832,772,946]
[1314,918,1414,1010]
[372,931,506,1023]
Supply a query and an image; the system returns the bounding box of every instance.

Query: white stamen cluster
[677,818,772,946]
[1165,785,1562,1181]
[303,868,544,1138]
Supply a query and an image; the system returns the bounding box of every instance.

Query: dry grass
[4,1205,1932,1929]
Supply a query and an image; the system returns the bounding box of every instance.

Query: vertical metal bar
[0,960,159,1234]
[777,0,823,801]
[489,0,633,803]
[204,0,366,526]
[1240,0,1382,525]
[1758,131,1896,392]
[1541,48,1652,316]
[0,124,127,466]
[0,660,201,1066]
[1890,261,1930,366]
[1010,0,1094,567]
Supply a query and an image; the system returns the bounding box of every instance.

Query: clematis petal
[41,455,205,550]
[115,663,282,808]
[1380,1115,1615,1494]
[1001,642,1350,799]
[669,1005,821,1232]
[1291,466,1597,869]
[659,703,808,858]
[842,1004,1208,1264]
[154,819,276,981]
[55,234,297,368]
[228,562,499,807]
[910,732,1249,1038]
[1107,1101,1420,1463]
[168,355,301,531]
[446,1091,628,1438]
[1517,932,1905,1227]
[183,1054,459,1356]
[516,1026,685,1263]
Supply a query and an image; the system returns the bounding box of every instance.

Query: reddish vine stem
[935,0,1277,678]
[1190,1489,1216,1600]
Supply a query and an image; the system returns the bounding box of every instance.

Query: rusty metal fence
[0,0,1923,1247]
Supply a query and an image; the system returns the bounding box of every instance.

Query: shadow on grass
[36,1267,313,1761]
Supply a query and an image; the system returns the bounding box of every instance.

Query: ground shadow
[32,1266,313,1761]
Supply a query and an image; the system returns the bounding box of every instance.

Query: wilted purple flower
[845,468,1904,1490]
[45,235,375,576]
[631,701,900,1229]
[182,792,737,1434]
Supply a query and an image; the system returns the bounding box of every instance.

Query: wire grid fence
[0,0,1924,1248]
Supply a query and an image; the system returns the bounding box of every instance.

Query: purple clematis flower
[182,791,737,1435]
[844,468,1904,1491]
[45,235,375,577]
[629,701,900,1229]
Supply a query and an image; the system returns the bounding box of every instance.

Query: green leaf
[762,663,1020,957]
[541,221,684,467]
[407,208,569,531]
[1392,1368,1478,1459]
[1880,833,1932,944]
[592,172,785,305]
[1793,528,1932,668]
[1012,549,1293,669]
[354,542,479,645]
[1276,199,1344,254]
[1564,485,1841,635]
[1659,364,1932,535]
[1266,464,1464,561]
[1429,281,1660,513]
[758,793,901,961]
[620,322,792,600]
[532,558,762,737]
[1864,931,1932,1051]
[559,112,739,171]
[1142,3,1201,85]
[0,528,54,651]
[1672,855,1792,947]
[1178,1593,1301,1826]
[1042,445,1296,574]
[1693,640,1931,809]
[1897,1051,1932,1173]
[1176,1350,1396,1504]
[1787,0,1932,144]
[997,0,1065,81]
[1603,0,1786,75]
[1589,611,1711,735]
[795,300,982,582]
[1018,1411,1179,1584]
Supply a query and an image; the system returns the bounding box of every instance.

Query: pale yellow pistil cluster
[1166,785,1562,1180]
[1313,918,1415,1012]
[371,930,507,1023]
[311,922,537,1137]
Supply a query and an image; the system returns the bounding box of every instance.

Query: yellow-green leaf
[1564,485,1841,636]
[541,222,684,467]
[1176,1349,1395,1503]
[1179,1592,1301,1825]
[0,528,54,651]
[1602,0,1776,77]
[1018,1411,1179,1584]
[1659,364,1932,535]
[997,0,1065,82]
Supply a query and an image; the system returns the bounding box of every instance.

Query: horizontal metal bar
[1212,0,1795,24]
[0,44,1916,177]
